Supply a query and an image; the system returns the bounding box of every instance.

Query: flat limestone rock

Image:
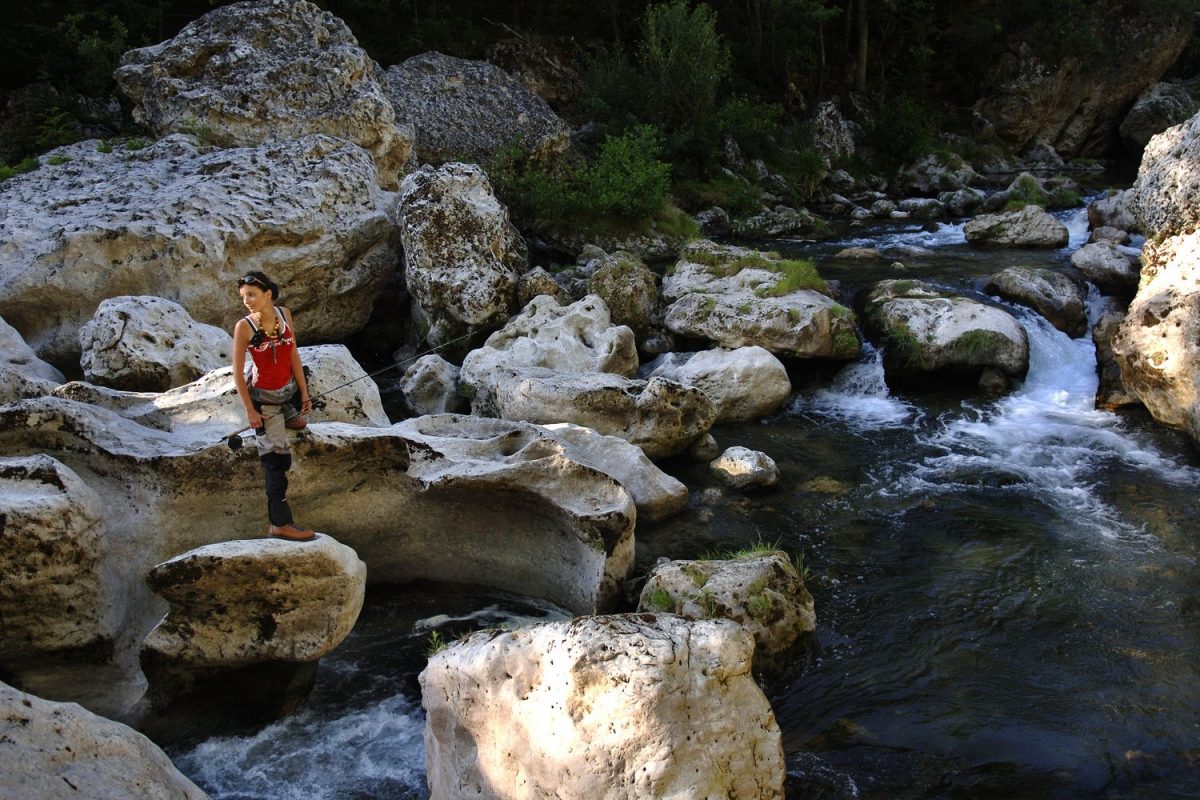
[0,395,637,715]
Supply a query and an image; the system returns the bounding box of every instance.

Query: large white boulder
[141,534,365,708]
[384,51,570,168]
[396,162,529,335]
[662,241,861,359]
[638,552,815,674]
[0,134,397,366]
[864,279,1029,391]
[0,681,209,800]
[114,0,414,188]
[79,295,233,391]
[460,294,639,392]
[420,614,785,800]
[645,346,791,422]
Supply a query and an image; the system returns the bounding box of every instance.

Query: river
[169,205,1200,799]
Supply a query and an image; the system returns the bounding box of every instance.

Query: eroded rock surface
[396,162,528,335]
[79,296,233,391]
[662,241,860,359]
[0,455,119,673]
[141,534,365,707]
[865,279,1029,390]
[0,681,209,800]
[421,614,785,800]
[114,0,413,188]
[385,51,570,168]
[0,134,396,366]
[638,552,814,674]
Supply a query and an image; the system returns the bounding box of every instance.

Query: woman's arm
[231,319,264,428]
[283,308,312,414]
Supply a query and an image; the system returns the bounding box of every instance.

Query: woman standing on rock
[232,271,314,541]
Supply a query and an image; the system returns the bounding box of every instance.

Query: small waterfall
[822,220,967,251]
[898,311,1200,534]
[173,670,427,800]
[1059,206,1091,251]
[789,343,917,428]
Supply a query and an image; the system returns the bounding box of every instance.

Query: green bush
[491,126,670,226]
[0,157,40,182]
[866,95,938,167]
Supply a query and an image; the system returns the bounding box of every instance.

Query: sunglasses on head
[237,275,269,290]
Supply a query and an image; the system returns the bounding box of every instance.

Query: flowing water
[171,205,1200,799]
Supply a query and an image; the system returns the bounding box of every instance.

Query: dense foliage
[4,0,1200,198]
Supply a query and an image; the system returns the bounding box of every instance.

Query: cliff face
[973,1,1193,158]
[1112,111,1200,446]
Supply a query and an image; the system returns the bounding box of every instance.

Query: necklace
[259,310,280,338]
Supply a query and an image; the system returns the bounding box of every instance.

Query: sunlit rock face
[662,241,861,360]
[1115,111,1200,444]
[420,614,785,800]
[114,0,414,188]
[0,134,396,367]
[1111,234,1200,442]
[0,681,209,800]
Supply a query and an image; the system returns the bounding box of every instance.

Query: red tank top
[246,308,297,390]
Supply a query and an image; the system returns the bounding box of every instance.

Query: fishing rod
[217,331,478,452]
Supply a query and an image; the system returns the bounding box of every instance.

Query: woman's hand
[300,396,312,415]
[246,407,265,429]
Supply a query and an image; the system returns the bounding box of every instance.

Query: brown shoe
[285,415,307,430]
[268,524,316,541]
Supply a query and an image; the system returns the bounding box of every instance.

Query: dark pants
[261,452,294,526]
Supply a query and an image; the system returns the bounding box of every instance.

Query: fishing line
[212,331,478,452]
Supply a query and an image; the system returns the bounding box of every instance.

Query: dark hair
[236,271,280,299]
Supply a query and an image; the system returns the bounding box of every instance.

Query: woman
[232,271,314,541]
